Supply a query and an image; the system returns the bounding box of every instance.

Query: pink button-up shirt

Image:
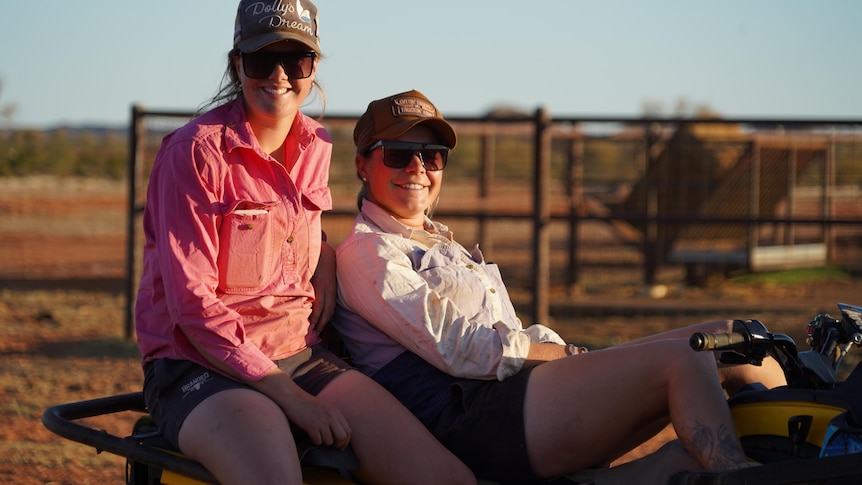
[135,100,332,382]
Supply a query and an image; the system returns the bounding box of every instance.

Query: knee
[665,340,719,377]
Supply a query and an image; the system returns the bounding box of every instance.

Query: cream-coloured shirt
[335,201,564,381]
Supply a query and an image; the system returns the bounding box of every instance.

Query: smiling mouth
[263,87,290,95]
[396,183,426,190]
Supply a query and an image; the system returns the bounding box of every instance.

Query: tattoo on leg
[686,421,747,469]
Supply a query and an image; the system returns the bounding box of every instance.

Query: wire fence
[122,106,862,337]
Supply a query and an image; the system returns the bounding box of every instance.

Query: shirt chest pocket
[218,201,280,290]
[416,244,491,316]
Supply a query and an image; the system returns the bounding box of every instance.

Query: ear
[310,55,319,77]
[355,153,369,181]
[231,53,242,78]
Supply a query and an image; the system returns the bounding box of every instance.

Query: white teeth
[263,87,289,95]
[399,184,425,190]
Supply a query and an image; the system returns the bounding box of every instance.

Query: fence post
[531,107,551,324]
[566,135,584,295]
[479,124,496,252]
[823,138,835,259]
[749,140,761,257]
[642,123,661,285]
[124,105,144,339]
[786,147,798,245]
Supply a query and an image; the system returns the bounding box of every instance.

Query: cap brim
[237,32,320,54]
[374,118,457,150]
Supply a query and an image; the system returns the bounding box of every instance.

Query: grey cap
[233,0,321,54]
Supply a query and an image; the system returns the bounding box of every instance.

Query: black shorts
[430,367,539,482]
[142,345,350,448]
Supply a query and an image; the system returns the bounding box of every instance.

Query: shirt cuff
[223,341,278,381]
[493,322,533,381]
[524,323,566,345]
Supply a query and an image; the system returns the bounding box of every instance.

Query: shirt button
[286,237,294,243]
[466,264,474,270]
[490,288,497,294]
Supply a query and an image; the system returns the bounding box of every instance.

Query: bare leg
[604,320,787,465]
[617,320,788,391]
[179,388,302,485]
[611,422,676,466]
[523,339,750,478]
[317,370,476,485]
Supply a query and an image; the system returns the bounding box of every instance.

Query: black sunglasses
[367,141,450,171]
[241,51,316,80]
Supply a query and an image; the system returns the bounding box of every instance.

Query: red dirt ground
[1,176,859,484]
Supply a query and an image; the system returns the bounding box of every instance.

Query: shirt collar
[360,200,454,242]
[222,99,317,155]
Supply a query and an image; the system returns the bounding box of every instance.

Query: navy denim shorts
[430,366,539,482]
[142,345,349,448]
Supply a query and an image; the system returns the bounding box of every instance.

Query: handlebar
[690,331,749,351]
[689,319,777,367]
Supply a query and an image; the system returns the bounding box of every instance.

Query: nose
[268,61,290,80]
[404,153,426,173]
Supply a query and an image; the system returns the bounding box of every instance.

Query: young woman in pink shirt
[134,4,474,484]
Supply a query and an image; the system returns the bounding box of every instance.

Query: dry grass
[1,176,860,483]
[0,288,142,484]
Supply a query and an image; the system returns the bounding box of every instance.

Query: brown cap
[234,0,321,54]
[354,90,457,154]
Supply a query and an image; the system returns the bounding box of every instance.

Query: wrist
[565,343,588,356]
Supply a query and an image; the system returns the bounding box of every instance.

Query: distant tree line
[0,77,127,179]
[0,128,127,179]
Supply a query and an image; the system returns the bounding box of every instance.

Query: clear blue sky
[1,0,860,128]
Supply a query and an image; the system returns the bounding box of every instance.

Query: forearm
[314,241,336,279]
[309,241,337,331]
[524,342,568,367]
[524,342,588,367]
[188,336,310,409]
[245,366,311,407]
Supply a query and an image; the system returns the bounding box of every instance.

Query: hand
[252,369,352,450]
[282,391,352,451]
[309,242,337,334]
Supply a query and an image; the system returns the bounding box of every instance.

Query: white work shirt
[335,200,564,381]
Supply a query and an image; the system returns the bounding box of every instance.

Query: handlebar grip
[690,331,748,351]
